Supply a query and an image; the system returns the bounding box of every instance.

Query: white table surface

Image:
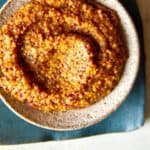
[0,0,150,149]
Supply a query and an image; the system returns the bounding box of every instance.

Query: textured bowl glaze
[0,0,140,130]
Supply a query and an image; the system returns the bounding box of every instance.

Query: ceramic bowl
[0,0,140,130]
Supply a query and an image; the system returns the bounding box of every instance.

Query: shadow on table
[137,0,150,119]
[122,0,146,119]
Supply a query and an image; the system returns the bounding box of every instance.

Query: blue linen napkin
[0,0,145,145]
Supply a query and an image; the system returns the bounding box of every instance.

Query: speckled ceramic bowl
[0,0,140,130]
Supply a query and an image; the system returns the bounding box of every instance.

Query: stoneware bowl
[0,0,140,130]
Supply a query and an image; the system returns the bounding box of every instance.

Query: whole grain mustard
[0,0,127,112]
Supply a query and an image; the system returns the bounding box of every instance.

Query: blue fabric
[0,0,145,145]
